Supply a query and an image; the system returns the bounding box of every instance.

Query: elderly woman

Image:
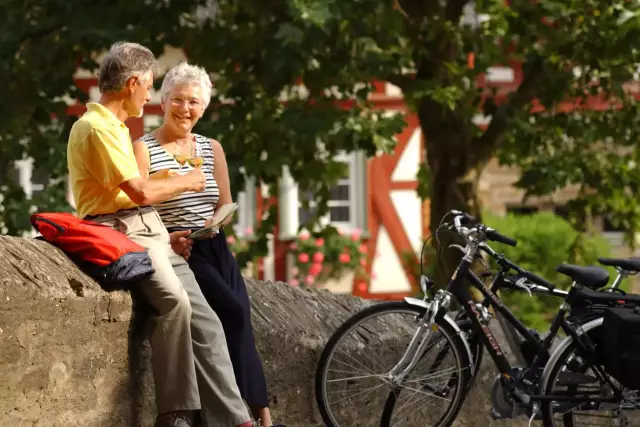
[133,62,283,427]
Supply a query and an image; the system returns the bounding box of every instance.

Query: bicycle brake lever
[449,244,483,260]
[448,244,465,254]
[512,277,533,298]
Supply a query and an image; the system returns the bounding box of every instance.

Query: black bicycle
[315,210,640,427]
[451,233,637,400]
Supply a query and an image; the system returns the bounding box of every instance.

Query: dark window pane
[330,184,350,201]
[603,215,625,232]
[507,205,539,215]
[330,206,350,222]
[553,205,569,221]
[0,163,20,186]
[31,166,48,195]
[299,207,316,226]
[299,190,314,202]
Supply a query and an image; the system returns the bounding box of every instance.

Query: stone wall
[478,159,580,215]
[1,235,635,427]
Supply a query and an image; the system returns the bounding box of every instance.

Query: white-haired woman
[133,62,284,427]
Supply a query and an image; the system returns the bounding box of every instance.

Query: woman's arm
[211,138,234,225]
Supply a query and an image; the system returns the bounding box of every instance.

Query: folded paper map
[189,203,239,240]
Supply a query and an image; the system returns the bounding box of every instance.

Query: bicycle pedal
[489,408,503,420]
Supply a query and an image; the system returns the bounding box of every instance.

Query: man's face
[126,70,154,118]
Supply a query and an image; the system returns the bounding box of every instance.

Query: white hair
[160,62,213,108]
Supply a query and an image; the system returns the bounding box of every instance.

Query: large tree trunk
[428,160,483,287]
[418,105,483,287]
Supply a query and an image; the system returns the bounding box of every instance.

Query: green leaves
[185,0,410,263]
[275,23,306,46]
[4,0,640,268]
[289,0,334,26]
[484,210,615,329]
[0,0,203,235]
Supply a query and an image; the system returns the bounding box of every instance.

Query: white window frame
[323,152,357,230]
[14,159,34,199]
[234,173,257,238]
[278,151,367,239]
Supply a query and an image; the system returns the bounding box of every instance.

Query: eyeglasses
[171,97,204,109]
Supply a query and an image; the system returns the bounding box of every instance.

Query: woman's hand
[199,217,219,239]
[169,230,194,260]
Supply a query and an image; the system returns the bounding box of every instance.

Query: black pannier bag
[600,307,640,390]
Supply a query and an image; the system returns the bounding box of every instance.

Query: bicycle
[315,210,640,427]
[452,237,637,398]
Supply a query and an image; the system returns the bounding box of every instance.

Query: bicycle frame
[448,254,623,403]
[480,243,628,299]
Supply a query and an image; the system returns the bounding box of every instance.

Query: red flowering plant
[225,227,263,277]
[288,228,368,287]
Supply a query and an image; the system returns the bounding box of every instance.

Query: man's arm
[132,140,195,257]
[125,140,205,206]
[120,173,205,206]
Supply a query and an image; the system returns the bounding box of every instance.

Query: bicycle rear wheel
[315,301,472,427]
[540,320,638,426]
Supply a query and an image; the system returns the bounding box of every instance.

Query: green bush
[482,211,617,330]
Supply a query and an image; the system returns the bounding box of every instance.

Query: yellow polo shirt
[67,103,141,218]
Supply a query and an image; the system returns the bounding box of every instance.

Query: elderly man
[67,41,253,427]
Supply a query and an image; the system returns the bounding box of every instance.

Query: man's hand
[149,168,178,180]
[185,168,206,192]
[169,230,194,260]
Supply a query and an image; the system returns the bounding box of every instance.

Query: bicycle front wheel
[315,301,472,427]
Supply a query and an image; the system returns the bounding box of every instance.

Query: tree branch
[19,24,64,44]
[396,0,428,21]
[445,0,472,23]
[472,58,545,165]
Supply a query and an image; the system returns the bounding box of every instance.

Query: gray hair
[98,42,158,93]
[160,62,213,109]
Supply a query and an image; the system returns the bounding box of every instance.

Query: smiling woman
[132,62,285,427]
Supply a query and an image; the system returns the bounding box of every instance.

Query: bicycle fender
[404,297,475,374]
[539,316,604,391]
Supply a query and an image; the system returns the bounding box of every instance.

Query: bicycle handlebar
[450,210,517,248]
[485,229,517,247]
[449,210,555,291]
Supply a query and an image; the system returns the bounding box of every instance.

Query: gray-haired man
[67,41,253,427]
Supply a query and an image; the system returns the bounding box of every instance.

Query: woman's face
[162,82,205,134]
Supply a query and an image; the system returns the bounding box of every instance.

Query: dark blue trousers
[184,229,269,408]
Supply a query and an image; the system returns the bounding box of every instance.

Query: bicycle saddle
[556,264,610,289]
[597,257,640,272]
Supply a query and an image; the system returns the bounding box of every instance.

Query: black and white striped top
[140,133,219,229]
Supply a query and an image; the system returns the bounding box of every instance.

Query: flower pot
[316,270,355,294]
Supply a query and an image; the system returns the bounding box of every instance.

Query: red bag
[30,212,155,290]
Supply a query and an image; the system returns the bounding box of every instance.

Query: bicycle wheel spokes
[319,305,467,427]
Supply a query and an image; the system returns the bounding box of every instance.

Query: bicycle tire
[539,318,621,427]
[315,301,472,427]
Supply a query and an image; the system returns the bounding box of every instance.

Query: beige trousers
[91,206,250,426]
